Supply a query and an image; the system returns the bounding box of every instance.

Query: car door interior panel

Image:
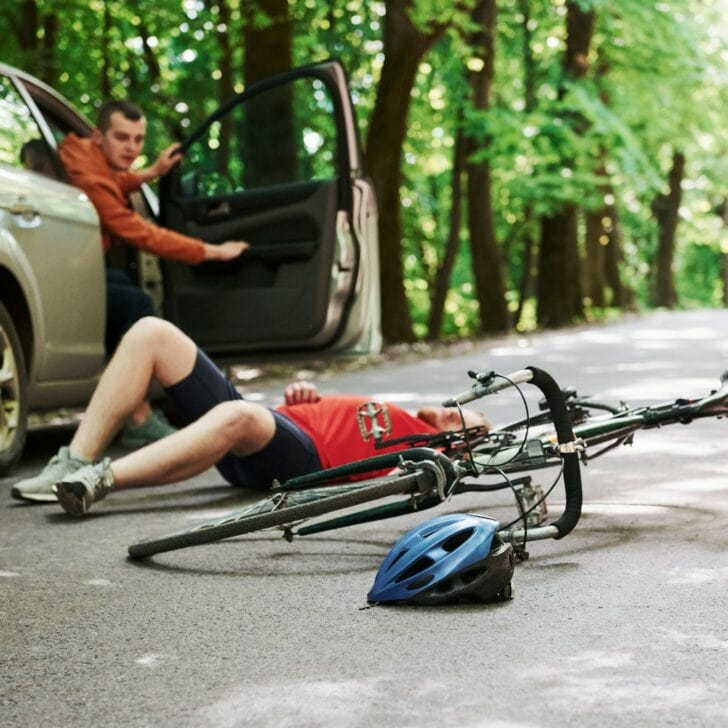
[160,180,347,351]
[157,61,374,355]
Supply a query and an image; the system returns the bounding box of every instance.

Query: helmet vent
[460,565,488,585]
[388,548,409,568]
[442,528,474,552]
[406,573,435,591]
[395,556,435,582]
[431,566,487,596]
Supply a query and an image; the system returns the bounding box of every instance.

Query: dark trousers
[105,267,155,355]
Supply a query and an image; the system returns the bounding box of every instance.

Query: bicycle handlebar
[525,367,582,539]
[681,371,728,419]
[445,366,583,541]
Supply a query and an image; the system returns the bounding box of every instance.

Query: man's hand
[203,241,250,261]
[284,381,322,406]
[151,144,183,177]
[138,144,183,182]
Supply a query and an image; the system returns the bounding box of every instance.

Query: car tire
[0,301,28,476]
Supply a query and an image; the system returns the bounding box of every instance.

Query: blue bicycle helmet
[367,513,514,605]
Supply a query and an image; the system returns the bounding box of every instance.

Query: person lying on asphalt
[11,318,490,516]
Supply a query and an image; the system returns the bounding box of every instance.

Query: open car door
[158,59,380,357]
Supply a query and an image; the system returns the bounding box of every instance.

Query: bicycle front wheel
[128,470,426,559]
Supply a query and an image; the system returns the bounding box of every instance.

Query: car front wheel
[0,301,28,475]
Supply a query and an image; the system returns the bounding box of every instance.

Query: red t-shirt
[276,396,438,476]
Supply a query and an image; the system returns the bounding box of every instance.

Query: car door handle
[0,196,41,229]
[206,201,231,218]
[0,199,41,219]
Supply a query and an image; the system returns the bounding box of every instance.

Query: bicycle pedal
[357,401,392,442]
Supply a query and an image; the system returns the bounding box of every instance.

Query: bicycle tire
[128,470,428,559]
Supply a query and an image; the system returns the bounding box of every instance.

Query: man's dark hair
[97,100,144,132]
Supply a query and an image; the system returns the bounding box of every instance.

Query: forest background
[4,0,728,344]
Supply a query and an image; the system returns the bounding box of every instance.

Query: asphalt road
[2,309,728,727]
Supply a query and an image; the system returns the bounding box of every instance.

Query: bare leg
[109,400,276,489]
[69,317,198,461]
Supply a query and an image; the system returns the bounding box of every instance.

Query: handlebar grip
[442,369,535,406]
[526,366,582,539]
[442,382,492,407]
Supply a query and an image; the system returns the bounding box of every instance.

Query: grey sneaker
[53,458,115,516]
[11,447,90,503]
[119,410,176,450]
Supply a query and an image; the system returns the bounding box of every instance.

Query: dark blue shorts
[164,349,321,489]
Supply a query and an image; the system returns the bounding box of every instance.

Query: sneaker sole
[10,487,58,503]
[53,483,88,516]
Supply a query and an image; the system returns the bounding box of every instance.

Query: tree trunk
[427,129,466,340]
[242,0,292,84]
[214,0,236,178]
[513,0,537,327]
[100,2,112,99]
[241,0,295,187]
[653,150,685,308]
[9,0,57,83]
[138,21,162,83]
[514,219,535,326]
[518,0,536,110]
[585,52,627,310]
[40,11,57,85]
[129,13,181,139]
[465,0,510,333]
[584,208,606,307]
[537,206,581,327]
[365,0,446,343]
[536,1,594,328]
[17,1,38,54]
[603,206,626,307]
[719,199,728,307]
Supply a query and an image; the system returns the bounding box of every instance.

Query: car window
[179,76,339,198]
[0,74,53,175]
[26,86,92,143]
[36,110,73,146]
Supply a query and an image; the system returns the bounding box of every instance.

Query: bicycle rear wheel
[128,470,427,559]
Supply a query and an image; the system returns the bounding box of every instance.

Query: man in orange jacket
[59,100,249,449]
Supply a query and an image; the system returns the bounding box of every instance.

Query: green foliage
[4,0,728,338]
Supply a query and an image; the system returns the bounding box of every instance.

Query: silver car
[0,60,380,474]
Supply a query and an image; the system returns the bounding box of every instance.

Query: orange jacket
[59,133,206,264]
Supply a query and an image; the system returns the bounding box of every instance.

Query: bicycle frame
[127,368,728,560]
